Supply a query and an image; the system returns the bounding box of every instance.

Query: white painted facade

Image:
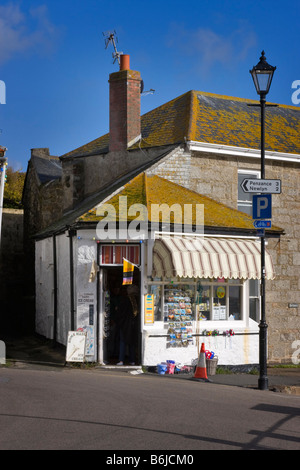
[35,229,260,367]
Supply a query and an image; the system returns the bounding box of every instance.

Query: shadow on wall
[0,209,34,335]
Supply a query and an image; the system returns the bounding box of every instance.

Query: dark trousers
[119,329,135,363]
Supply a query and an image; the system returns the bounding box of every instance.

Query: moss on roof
[79,173,283,233]
[61,90,300,159]
[140,91,300,154]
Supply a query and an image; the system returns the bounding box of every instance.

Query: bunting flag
[122,258,135,285]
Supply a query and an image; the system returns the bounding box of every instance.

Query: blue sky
[0,0,299,170]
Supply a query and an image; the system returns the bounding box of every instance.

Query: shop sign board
[66,331,86,362]
[252,194,272,220]
[241,178,281,194]
[144,294,154,324]
[212,306,226,321]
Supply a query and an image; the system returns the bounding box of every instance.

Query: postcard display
[165,285,194,347]
[103,291,110,339]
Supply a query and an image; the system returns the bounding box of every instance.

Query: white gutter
[187,141,300,164]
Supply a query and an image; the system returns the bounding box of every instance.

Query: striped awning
[152,236,275,280]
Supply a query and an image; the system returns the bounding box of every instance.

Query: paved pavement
[1,333,300,395]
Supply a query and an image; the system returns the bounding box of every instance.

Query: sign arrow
[241,179,250,192]
[253,220,272,229]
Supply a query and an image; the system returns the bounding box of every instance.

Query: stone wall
[0,209,27,332]
[149,147,300,364]
[60,146,178,213]
[22,159,63,332]
[265,161,300,363]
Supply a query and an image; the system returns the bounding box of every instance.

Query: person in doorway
[116,285,138,365]
[109,287,122,358]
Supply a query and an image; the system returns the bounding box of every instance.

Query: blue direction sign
[252,194,272,220]
[253,220,272,229]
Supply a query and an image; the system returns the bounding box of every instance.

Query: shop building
[34,172,281,366]
[24,55,300,367]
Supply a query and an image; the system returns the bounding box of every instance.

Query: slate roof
[61,90,300,159]
[33,145,177,238]
[79,173,283,235]
[31,154,62,184]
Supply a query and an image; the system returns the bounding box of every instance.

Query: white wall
[35,238,54,339]
[142,320,259,367]
[35,233,71,345]
[56,233,71,345]
[76,231,98,361]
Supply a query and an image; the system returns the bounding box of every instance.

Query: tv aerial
[141,87,155,96]
[103,30,123,66]
[103,30,155,96]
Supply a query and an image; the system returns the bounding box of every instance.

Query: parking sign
[252,194,272,220]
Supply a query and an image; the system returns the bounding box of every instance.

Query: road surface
[0,367,299,451]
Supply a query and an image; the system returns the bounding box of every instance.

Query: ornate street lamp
[250,51,276,98]
[250,51,276,391]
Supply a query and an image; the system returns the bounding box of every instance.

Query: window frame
[238,169,260,215]
[249,279,261,324]
[100,243,140,266]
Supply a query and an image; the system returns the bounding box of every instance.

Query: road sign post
[241,178,281,194]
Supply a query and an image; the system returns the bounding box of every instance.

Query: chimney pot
[120,54,130,71]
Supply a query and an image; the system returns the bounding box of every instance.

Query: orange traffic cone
[193,343,210,382]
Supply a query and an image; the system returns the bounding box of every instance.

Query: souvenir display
[103,291,110,338]
[165,285,195,347]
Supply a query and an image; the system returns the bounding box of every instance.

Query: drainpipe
[96,242,100,363]
[68,229,76,331]
[52,234,58,344]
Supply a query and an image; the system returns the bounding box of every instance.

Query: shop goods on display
[165,287,194,348]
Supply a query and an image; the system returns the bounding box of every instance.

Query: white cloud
[167,22,257,77]
[0,2,59,64]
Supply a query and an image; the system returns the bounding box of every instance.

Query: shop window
[229,285,241,320]
[148,278,244,323]
[238,170,260,215]
[100,244,140,266]
[197,285,210,320]
[249,279,260,323]
[212,285,227,320]
[197,279,242,321]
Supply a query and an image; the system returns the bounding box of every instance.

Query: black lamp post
[250,51,276,390]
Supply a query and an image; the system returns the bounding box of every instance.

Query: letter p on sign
[252,194,272,220]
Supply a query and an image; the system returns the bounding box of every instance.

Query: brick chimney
[109,54,142,152]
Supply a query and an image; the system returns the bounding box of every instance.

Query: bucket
[157,363,167,375]
[206,356,218,376]
[166,364,175,374]
[166,360,175,374]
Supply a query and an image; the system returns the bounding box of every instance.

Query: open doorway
[102,266,141,365]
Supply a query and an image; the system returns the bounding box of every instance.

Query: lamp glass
[251,70,274,95]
